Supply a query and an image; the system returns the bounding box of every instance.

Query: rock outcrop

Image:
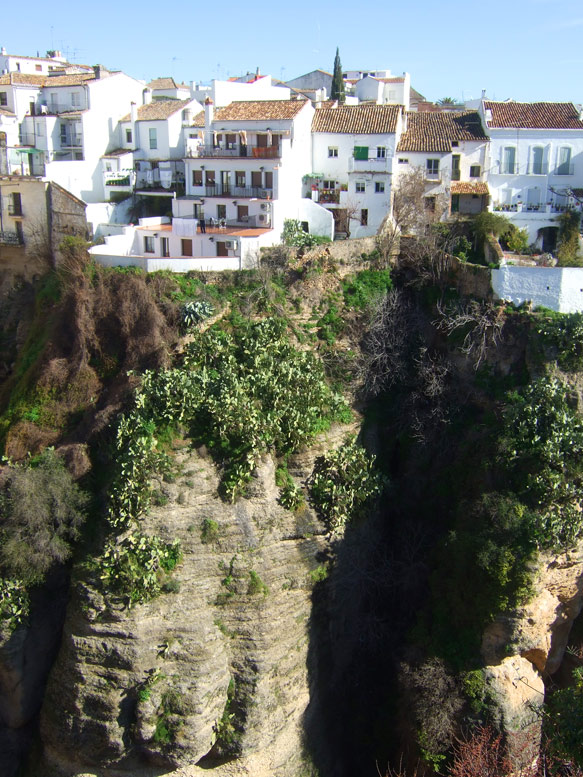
[37,435,341,776]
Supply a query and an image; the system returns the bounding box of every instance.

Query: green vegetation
[342,269,392,310]
[276,463,305,511]
[557,210,583,266]
[100,533,181,605]
[331,47,345,104]
[309,438,385,536]
[281,219,331,248]
[545,667,583,767]
[181,300,214,332]
[247,570,268,596]
[534,310,583,371]
[201,518,220,544]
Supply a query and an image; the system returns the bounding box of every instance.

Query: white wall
[492,266,583,312]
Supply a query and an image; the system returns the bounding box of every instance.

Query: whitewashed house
[102,97,202,200]
[0,47,92,77]
[311,104,404,237]
[147,77,191,101]
[191,75,290,108]
[394,111,489,218]
[355,73,411,110]
[179,97,330,238]
[480,100,583,248]
[9,67,146,203]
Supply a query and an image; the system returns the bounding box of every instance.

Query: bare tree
[435,299,505,369]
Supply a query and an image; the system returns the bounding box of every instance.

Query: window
[192,169,203,186]
[451,194,460,213]
[71,92,80,107]
[355,181,365,193]
[181,239,193,257]
[264,171,273,189]
[217,204,226,219]
[149,128,157,150]
[361,209,368,226]
[251,171,262,188]
[161,237,169,257]
[328,147,338,157]
[15,222,24,244]
[235,171,245,187]
[387,90,396,101]
[0,92,7,107]
[375,181,385,193]
[35,64,42,72]
[323,179,336,189]
[424,196,436,212]
[530,147,544,175]
[451,154,461,181]
[353,146,369,160]
[225,133,236,150]
[144,236,155,253]
[470,164,481,178]
[205,170,215,186]
[557,146,572,175]
[377,146,386,158]
[60,124,68,145]
[126,129,132,144]
[11,193,22,216]
[238,205,249,222]
[501,146,516,174]
[426,159,439,177]
[398,158,408,164]
[452,141,459,148]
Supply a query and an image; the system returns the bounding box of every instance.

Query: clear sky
[3,0,582,103]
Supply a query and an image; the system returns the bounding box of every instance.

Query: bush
[535,311,583,371]
[506,227,529,254]
[545,666,583,767]
[342,269,393,310]
[0,449,88,584]
[281,219,331,248]
[309,438,385,536]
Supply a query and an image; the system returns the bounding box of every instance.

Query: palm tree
[437,97,457,106]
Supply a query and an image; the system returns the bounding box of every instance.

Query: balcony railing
[18,133,36,146]
[8,205,23,216]
[0,230,23,245]
[60,135,83,148]
[204,185,272,198]
[318,189,340,204]
[425,172,441,181]
[187,144,280,159]
[348,156,390,172]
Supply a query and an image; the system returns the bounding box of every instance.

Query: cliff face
[38,436,342,777]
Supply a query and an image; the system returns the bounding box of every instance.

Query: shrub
[0,578,30,630]
[342,269,393,310]
[201,518,220,544]
[181,300,214,332]
[100,533,181,605]
[534,311,583,371]
[281,219,331,248]
[247,570,268,596]
[545,666,583,767]
[0,449,88,584]
[506,227,529,254]
[309,438,385,536]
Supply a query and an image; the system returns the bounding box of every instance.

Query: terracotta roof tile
[312,104,402,134]
[396,111,487,152]
[148,77,179,90]
[370,76,405,84]
[451,182,489,195]
[0,73,47,86]
[121,99,192,122]
[0,107,16,117]
[483,101,583,129]
[209,99,309,121]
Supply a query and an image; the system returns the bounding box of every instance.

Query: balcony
[317,189,340,204]
[348,156,391,172]
[203,185,272,199]
[0,230,23,245]
[18,133,36,147]
[60,135,83,149]
[187,143,280,159]
[8,205,23,217]
[425,172,441,182]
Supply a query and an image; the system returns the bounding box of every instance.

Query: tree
[331,47,345,104]
[437,97,457,106]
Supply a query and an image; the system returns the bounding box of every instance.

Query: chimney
[93,64,109,79]
[183,108,192,125]
[130,102,138,124]
[0,47,6,56]
[143,88,152,105]
[204,96,214,129]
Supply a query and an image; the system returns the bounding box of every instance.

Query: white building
[480,100,583,248]
[101,97,202,200]
[147,77,191,101]
[191,75,290,108]
[394,110,490,218]
[355,74,411,110]
[9,66,146,202]
[311,104,404,237]
[0,47,92,77]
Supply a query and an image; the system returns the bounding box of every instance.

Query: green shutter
[353,146,369,160]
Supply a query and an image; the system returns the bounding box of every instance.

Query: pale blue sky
[3,0,582,103]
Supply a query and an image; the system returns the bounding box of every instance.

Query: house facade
[394,111,490,219]
[311,104,404,237]
[480,100,583,247]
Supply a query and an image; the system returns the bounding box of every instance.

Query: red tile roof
[396,111,487,152]
[312,104,402,134]
[209,99,309,121]
[483,101,583,129]
[451,182,489,195]
[121,99,192,122]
